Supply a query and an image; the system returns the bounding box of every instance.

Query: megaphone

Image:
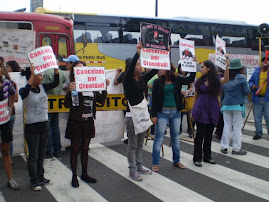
[258,23,269,35]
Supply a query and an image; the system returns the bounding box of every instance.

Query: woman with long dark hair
[151,62,196,172]
[220,58,250,155]
[192,60,229,167]
[64,61,109,188]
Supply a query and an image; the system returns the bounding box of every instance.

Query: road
[0,121,269,202]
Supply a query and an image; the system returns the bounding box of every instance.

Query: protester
[192,59,229,167]
[249,57,269,140]
[64,61,109,188]
[123,42,157,181]
[114,58,132,144]
[63,55,79,71]
[151,60,196,172]
[5,60,20,161]
[220,58,250,155]
[20,66,59,191]
[43,60,66,158]
[0,66,20,190]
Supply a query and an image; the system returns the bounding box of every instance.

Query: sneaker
[194,161,202,167]
[31,182,42,191]
[221,148,228,154]
[81,174,97,183]
[39,178,54,186]
[44,154,54,159]
[129,173,143,181]
[203,159,216,164]
[253,135,261,140]
[232,149,247,155]
[138,168,152,175]
[7,179,20,190]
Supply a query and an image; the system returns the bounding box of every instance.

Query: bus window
[58,36,68,58]
[0,22,32,30]
[122,32,139,44]
[42,36,52,46]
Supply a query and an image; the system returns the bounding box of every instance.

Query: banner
[140,22,170,51]
[27,46,58,74]
[0,28,34,65]
[74,66,106,92]
[209,54,259,81]
[179,38,196,72]
[215,35,227,70]
[0,99,10,125]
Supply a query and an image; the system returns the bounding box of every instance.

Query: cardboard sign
[140,22,171,51]
[215,35,227,70]
[0,99,10,125]
[27,46,58,74]
[140,48,170,70]
[74,66,106,92]
[179,38,196,72]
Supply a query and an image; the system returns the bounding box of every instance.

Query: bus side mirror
[82,33,87,48]
[258,23,269,35]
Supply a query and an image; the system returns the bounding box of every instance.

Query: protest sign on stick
[179,38,196,72]
[74,66,106,92]
[27,46,58,74]
[215,35,227,70]
[140,22,171,70]
[0,99,10,125]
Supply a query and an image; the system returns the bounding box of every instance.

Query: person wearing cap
[249,57,269,140]
[63,55,79,71]
[220,58,250,155]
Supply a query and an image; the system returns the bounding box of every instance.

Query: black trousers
[193,121,215,162]
[25,121,49,184]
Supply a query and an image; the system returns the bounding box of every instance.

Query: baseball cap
[63,55,79,62]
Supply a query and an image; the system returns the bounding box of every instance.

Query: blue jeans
[46,113,61,155]
[152,109,181,165]
[253,97,269,136]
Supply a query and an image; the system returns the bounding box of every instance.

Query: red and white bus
[0,11,75,68]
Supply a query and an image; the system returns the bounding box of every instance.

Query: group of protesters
[0,41,269,191]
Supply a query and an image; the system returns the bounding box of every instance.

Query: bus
[36,8,268,71]
[0,11,75,68]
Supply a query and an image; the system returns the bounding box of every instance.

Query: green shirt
[147,74,158,94]
[42,69,66,95]
[163,84,176,108]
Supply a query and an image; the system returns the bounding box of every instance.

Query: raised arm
[220,57,230,85]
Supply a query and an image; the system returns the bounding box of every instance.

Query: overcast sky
[1,0,268,26]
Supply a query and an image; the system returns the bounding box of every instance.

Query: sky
[1,0,269,26]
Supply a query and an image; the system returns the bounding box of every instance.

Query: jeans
[25,121,49,184]
[125,117,146,174]
[46,113,61,155]
[152,109,181,165]
[221,111,243,152]
[253,97,269,136]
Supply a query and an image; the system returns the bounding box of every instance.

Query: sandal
[173,162,186,169]
[152,165,159,172]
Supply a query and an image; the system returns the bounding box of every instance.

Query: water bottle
[71,90,79,106]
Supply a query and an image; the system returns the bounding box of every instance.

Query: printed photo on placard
[140,22,171,50]
[215,35,227,70]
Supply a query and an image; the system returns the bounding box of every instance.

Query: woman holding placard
[192,59,229,167]
[20,65,59,191]
[64,61,110,188]
[151,60,196,172]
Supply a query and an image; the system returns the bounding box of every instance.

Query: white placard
[140,48,170,70]
[74,66,106,92]
[0,99,10,125]
[27,46,58,74]
[215,35,227,70]
[179,38,196,72]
